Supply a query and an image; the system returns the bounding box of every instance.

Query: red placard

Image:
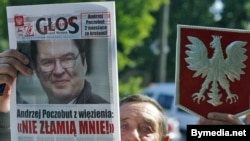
[176,25,250,118]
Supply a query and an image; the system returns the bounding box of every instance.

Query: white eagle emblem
[185,35,248,106]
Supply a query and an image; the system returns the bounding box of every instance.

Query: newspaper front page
[7,2,120,141]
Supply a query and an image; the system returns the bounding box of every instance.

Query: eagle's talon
[192,93,205,104]
[226,94,238,104]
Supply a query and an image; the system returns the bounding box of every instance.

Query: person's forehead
[37,40,77,49]
[120,102,161,122]
[37,40,78,53]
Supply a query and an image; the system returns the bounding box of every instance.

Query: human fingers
[198,117,233,125]
[207,112,243,125]
[0,49,32,84]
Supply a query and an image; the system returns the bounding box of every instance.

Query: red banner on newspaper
[176,25,250,118]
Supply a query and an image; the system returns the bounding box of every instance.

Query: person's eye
[41,60,54,66]
[120,123,128,129]
[140,125,153,133]
[62,55,75,61]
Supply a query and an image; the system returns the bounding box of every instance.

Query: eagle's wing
[185,36,210,78]
[225,41,248,82]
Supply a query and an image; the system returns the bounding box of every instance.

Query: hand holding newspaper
[7,2,120,141]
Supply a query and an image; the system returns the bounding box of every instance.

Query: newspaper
[7,2,120,141]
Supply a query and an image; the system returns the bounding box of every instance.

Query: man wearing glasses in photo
[1,39,109,104]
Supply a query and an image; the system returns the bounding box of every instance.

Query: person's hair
[30,39,87,69]
[120,94,167,140]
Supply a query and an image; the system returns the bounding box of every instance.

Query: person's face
[35,40,87,104]
[120,102,168,141]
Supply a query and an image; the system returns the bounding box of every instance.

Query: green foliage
[0,39,8,52]
[116,0,169,97]
[116,0,169,70]
[118,76,143,98]
[0,0,9,50]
